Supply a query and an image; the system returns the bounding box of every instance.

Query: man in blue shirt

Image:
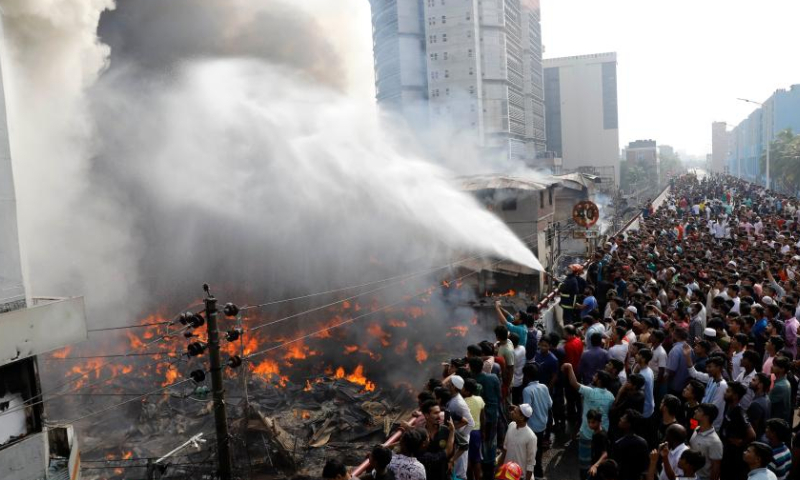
[496,301,527,348]
[522,364,552,480]
[579,333,610,386]
[533,336,559,391]
[666,328,691,397]
[581,286,599,319]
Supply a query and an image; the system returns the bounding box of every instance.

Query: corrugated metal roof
[550,173,601,190]
[459,174,559,192]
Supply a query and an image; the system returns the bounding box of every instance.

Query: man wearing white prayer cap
[499,404,538,480]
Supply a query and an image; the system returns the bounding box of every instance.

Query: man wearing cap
[499,404,537,480]
[446,375,475,480]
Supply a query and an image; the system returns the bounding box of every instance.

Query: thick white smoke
[0,0,542,325]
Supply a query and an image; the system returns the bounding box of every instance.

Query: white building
[543,52,620,185]
[368,0,546,164]
[0,21,87,480]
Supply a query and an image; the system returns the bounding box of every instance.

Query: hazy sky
[309,0,800,158]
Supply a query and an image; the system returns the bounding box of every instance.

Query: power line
[0,354,184,420]
[243,257,506,363]
[88,321,173,333]
[244,233,539,334]
[44,352,174,361]
[53,378,193,425]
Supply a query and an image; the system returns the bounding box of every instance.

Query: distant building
[711,122,729,173]
[368,0,546,165]
[0,23,86,480]
[626,139,659,185]
[728,84,800,184]
[543,52,620,185]
[658,145,675,159]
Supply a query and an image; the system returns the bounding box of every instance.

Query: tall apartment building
[727,84,800,183]
[368,0,546,164]
[543,52,620,185]
[710,121,729,174]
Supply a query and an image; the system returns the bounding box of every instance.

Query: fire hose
[352,185,670,477]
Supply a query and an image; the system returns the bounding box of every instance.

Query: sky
[306,0,800,158]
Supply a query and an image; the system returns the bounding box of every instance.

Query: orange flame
[415,344,428,364]
[366,324,391,347]
[51,346,72,359]
[344,345,359,354]
[394,339,408,354]
[388,319,407,328]
[251,359,288,386]
[447,325,469,337]
[334,364,376,392]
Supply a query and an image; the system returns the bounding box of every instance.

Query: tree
[761,129,800,193]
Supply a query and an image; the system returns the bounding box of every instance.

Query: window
[467,30,472,38]
[442,33,447,42]
[469,66,474,75]
[468,49,473,57]
[446,88,450,95]
[501,198,518,211]
[442,15,446,24]
[466,12,471,20]
[469,85,475,94]
[444,69,449,78]
[470,103,475,112]
[443,52,449,60]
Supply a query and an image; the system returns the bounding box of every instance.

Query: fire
[126,331,147,351]
[499,289,516,297]
[283,342,317,363]
[387,319,407,328]
[344,345,359,354]
[415,344,428,364]
[162,366,180,386]
[447,325,470,337]
[334,364,376,392]
[293,409,312,420]
[406,306,425,319]
[251,359,289,386]
[342,300,351,309]
[366,323,391,347]
[122,451,133,460]
[51,346,72,359]
[394,339,408,354]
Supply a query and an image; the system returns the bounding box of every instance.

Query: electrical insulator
[190,369,206,383]
[183,330,196,338]
[188,313,205,328]
[225,328,242,342]
[178,312,194,325]
[223,303,239,318]
[227,355,243,369]
[187,341,208,357]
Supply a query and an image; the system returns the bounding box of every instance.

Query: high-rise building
[626,139,659,186]
[727,84,800,184]
[368,0,546,164]
[711,121,729,174]
[543,52,620,185]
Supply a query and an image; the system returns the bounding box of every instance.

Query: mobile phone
[444,411,451,423]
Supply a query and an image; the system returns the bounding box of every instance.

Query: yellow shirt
[464,395,485,430]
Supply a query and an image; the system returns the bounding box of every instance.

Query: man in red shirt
[563,325,584,420]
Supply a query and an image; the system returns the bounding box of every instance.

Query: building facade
[368,0,546,164]
[625,139,659,187]
[727,84,800,184]
[543,52,620,185]
[710,121,729,174]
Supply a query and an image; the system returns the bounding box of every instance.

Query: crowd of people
[320,173,800,480]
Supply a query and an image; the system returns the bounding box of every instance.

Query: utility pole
[205,287,233,480]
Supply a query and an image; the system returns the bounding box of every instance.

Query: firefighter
[560,264,585,325]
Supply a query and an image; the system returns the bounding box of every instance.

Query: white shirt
[609,343,629,363]
[512,345,526,387]
[735,368,757,410]
[504,421,538,473]
[731,350,744,380]
[660,443,689,480]
[649,345,668,374]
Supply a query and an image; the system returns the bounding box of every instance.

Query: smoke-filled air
[0,0,542,325]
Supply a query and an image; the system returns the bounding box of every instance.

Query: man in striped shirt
[765,419,792,480]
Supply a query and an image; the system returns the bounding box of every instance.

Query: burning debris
[40,279,527,478]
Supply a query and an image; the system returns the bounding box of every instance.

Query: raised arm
[561,363,581,391]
